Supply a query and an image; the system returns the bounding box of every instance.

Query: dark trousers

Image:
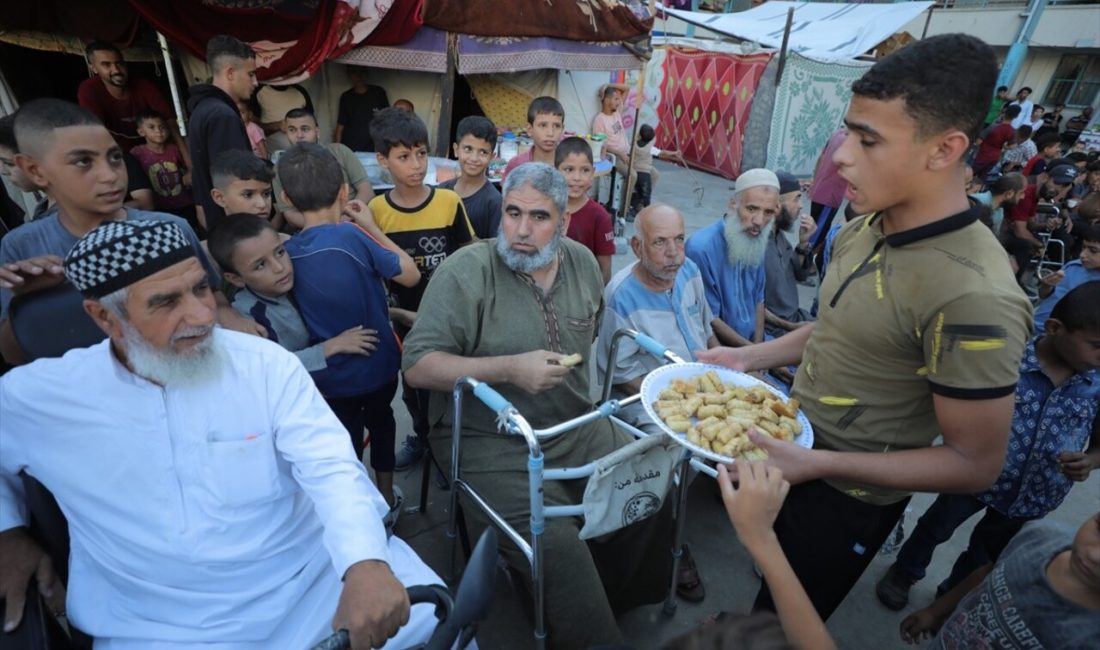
[630,171,653,214]
[754,479,909,619]
[401,378,430,442]
[326,378,398,471]
[895,494,1028,595]
[809,202,838,251]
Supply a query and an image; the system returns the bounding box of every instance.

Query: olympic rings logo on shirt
[419,236,447,254]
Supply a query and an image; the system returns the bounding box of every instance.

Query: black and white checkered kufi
[64,219,194,298]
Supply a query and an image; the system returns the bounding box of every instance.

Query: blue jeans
[895,494,1028,594]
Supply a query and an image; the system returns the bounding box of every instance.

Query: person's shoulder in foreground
[928,516,1100,650]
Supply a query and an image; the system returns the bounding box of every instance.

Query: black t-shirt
[338,86,390,152]
[124,150,152,195]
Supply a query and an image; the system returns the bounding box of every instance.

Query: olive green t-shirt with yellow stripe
[794,204,1032,505]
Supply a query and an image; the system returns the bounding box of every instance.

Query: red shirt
[975,123,1014,164]
[566,198,615,257]
[78,77,175,151]
[1009,184,1039,223]
[130,144,192,210]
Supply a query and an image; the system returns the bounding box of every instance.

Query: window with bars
[1042,54,1100,108]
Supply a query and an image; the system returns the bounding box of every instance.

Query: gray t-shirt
[437,178,501,240]
[0,208,218,319]
[932,520,1100,650]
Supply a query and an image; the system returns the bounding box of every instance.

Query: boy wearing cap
[0,99,261,366]
[698,34,1032,619]
[686,167,781,348]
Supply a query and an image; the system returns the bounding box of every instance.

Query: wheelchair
[311,528,498,650]
[445,329,698,649]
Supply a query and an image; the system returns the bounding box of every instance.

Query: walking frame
[446,329,696,649]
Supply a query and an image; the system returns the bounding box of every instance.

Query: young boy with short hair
[208,213,379,375]
[1034,223,1100,333]
[1022,132,1062,178]
[900,510,1100,648]
[368,107,475,469]
[277,142,421,520]
[0,99,261,365]
[877,280,1100,610]
[130,110,197,231]
[438,115,501,239]
[556,136,614,285]
[275,107,373,229]
[502,96,565,180]
[696,34,1033,620]
[0,113,50,219]
[1000,124,1036,173]
[210,149,275,221]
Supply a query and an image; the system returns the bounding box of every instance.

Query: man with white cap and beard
[0,219,442,649]
[763,170,818,338]
[686,168,780,349]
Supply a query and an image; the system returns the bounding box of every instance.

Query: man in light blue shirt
[598,204,717,434]
[685,168,779,347]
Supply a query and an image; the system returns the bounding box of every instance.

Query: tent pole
[435,32,459,158]
[156,31,187,137]
[774,7,795,85]
[619,0,657,217]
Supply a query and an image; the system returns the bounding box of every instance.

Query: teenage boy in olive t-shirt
[698,34,1033,620]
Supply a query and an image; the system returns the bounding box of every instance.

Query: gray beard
[723,215,773,266]
[494,223,564,274]
[118,319,224,387]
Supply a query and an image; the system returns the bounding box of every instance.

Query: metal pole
[920,7,935,39]
[156,31,187,136]
[774,7,795,85]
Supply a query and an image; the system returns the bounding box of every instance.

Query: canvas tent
[656,1,933,62]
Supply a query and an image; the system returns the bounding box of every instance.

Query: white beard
[117,319,224,387]
[723,216,773,266]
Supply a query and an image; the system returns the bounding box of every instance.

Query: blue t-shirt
[1033,259,1100,334]
[685,218,765,341]
[285,223,402,398]
[976,336,1100,518]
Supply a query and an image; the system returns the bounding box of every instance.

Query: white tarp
[656,1,933,61]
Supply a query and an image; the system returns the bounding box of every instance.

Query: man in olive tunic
[403,163,672,649]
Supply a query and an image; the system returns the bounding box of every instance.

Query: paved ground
[382,160,1099,649]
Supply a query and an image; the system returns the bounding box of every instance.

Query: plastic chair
[447,329,692,648]
[7,282,105,361]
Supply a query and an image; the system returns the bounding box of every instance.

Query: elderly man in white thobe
[0,219,441,649]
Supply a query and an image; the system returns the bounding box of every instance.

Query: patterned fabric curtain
[765,53,871,177]
[653,48,773,181]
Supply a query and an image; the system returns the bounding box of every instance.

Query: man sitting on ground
[686,168,780,349]
[403,163,673,649]
[596,203,716,603]
[764,171,817,338]
[0,219,441,649]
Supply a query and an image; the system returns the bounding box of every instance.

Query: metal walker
[446,329,698,649]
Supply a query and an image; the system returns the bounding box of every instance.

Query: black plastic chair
[8,282,105,361]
